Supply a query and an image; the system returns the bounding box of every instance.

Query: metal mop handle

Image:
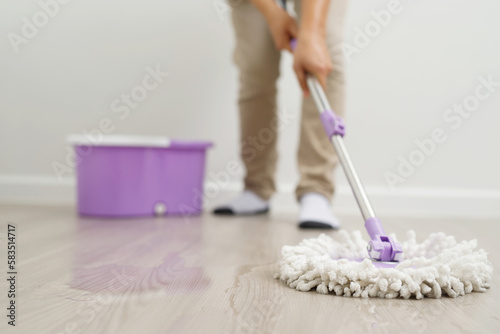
[307,77,375,221]
[307,76,402,262]
[290,38,402,262]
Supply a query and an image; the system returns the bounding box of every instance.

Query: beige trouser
[231,0,349,201]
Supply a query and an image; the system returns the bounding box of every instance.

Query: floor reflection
[351,295,475,333]
[70,215,210,294]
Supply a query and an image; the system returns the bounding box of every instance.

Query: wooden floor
[0,204,499,334]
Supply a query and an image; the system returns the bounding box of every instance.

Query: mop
[274,41,492,299]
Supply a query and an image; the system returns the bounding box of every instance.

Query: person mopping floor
[213,0,349,229]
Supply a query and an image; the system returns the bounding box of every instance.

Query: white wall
[1,0,499,218]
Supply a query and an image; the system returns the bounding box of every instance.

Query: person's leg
[213,0,281,215]
[293,0,349,227]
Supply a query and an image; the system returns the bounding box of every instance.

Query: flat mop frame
[290,39,402,263]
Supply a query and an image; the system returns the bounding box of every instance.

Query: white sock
[213,190,269,215]
[298,192,340,229]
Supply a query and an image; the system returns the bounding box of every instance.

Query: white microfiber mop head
[274,231,492,299]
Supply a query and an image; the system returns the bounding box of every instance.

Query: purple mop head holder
[365,217,403,262]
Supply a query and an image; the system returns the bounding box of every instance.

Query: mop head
[274,231,492,299]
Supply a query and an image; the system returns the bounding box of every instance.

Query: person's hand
[265,8,298,52]
[293,32,333,96]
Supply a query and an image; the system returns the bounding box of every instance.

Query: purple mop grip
[365,217,403,262]
[320,110,345,137]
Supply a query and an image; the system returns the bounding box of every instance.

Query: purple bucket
[68,135,213,217]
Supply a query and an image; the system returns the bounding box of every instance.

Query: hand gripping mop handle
[290,39,402,262]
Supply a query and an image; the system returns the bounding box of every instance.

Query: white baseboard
[0,175,499,219]
[0,175,75,205]
[216,183,500,220]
